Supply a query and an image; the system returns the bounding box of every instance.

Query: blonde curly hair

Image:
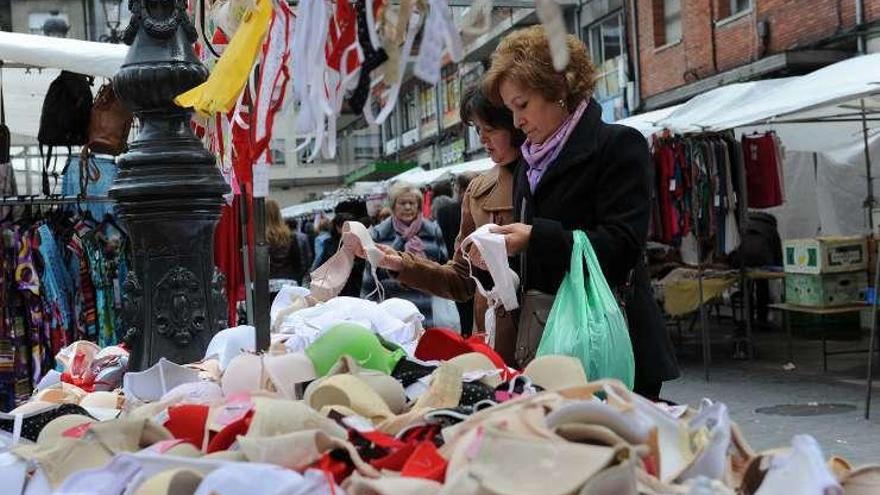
[483,25,596,111]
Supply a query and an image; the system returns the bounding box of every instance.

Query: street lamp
[42,10,70,38]
[101,0,123,43]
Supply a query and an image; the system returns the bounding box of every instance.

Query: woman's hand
[374,244,404,272]
[343,233,405,272]
[490,223,532,256]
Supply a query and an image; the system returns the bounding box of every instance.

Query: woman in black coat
[484,25,679,398]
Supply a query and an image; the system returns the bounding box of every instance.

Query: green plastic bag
[536,231,635,389]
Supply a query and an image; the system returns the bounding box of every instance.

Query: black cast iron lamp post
[101,0,123,43]
[111,0,229,371]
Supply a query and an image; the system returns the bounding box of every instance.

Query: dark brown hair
[460,84,526,147]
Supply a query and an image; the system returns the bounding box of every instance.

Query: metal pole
[864,99,877,419]
[863,99,875,233]
[240,191,255,325]
[869,241,879,419]
[856,0,867,54]
[111,3,229,370]
[690,142,711,380]
[252,197,271,352]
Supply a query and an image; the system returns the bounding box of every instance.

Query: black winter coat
[361,217,448,327]
[513,99,680,388]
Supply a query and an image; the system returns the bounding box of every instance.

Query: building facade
[636,0,880,109]
[371,0,880,177]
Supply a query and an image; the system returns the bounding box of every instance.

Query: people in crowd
[310,218,332,272]
[483,25,679,398]
[348,86,524,360]
[359,183,448,327]
[376,207,392,224]
[266,199,302,297]
[286,218,313,283]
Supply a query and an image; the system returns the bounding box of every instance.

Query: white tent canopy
[705,53,880,132]
[647,53,880,158]
[281,198,336,219]
[1,32,129,140]
[615,104,683,138]
[0,31,127,78]
[386,157,494,186]
[622,53,880,238]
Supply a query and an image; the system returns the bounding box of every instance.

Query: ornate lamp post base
[111,0,228,371]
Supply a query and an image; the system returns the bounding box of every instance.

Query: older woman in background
[484,25,679,398]
[361,183,448,327]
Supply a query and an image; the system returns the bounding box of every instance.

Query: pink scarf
[392,215,426,257]
[521,99,589,192]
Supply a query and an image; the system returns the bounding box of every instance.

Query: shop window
[586,11,624,101]
[653,0,681,47]
[419,84,436,126]
[717,0,751,20]
[731,0,751,16]
[270,138,286,166]
[401,88,418,132]
[442,66,459,114]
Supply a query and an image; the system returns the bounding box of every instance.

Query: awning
[624,53,880,158]
[344,160,417,185]
[386,156,494,186]
[615,104,683,138]
[0,31,127,78]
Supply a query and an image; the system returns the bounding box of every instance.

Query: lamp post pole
[111,0,229,371]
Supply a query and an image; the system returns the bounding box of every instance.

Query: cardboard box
[783,236,867,275]
[785,271,868,307]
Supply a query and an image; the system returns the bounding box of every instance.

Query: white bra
[460,224,520,348]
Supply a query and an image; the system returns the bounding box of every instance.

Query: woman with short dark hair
[349,85,525,363]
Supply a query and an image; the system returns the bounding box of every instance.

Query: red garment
[164,404,210,449]
[312,451,354,485]
[370,443,415,472]
[742,133,784,209]
[415,328,517,380]
[652,137,682,245]
[326,0,361,75]
[400,441,447,482]
[414,328,471,361]
[422,189,433,219]
[214,199,245,324]
[206,409,254,453]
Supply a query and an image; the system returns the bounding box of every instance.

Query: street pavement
[662,322,880,465]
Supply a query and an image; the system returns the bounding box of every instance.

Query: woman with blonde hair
[266,199,302,288]
[360,182,448,327]
[483,25,678,398]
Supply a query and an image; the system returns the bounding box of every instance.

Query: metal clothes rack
[669,130,750,382]
[0,195,116,206]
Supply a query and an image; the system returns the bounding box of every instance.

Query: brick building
[633,0,880,110]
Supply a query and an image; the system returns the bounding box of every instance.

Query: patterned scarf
[392,215,426,257]
[521,99,589,192]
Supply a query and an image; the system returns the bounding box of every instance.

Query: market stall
[625,53,880,414]
[0,0,878,492]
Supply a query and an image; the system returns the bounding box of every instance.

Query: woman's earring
[557,99,566,109]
